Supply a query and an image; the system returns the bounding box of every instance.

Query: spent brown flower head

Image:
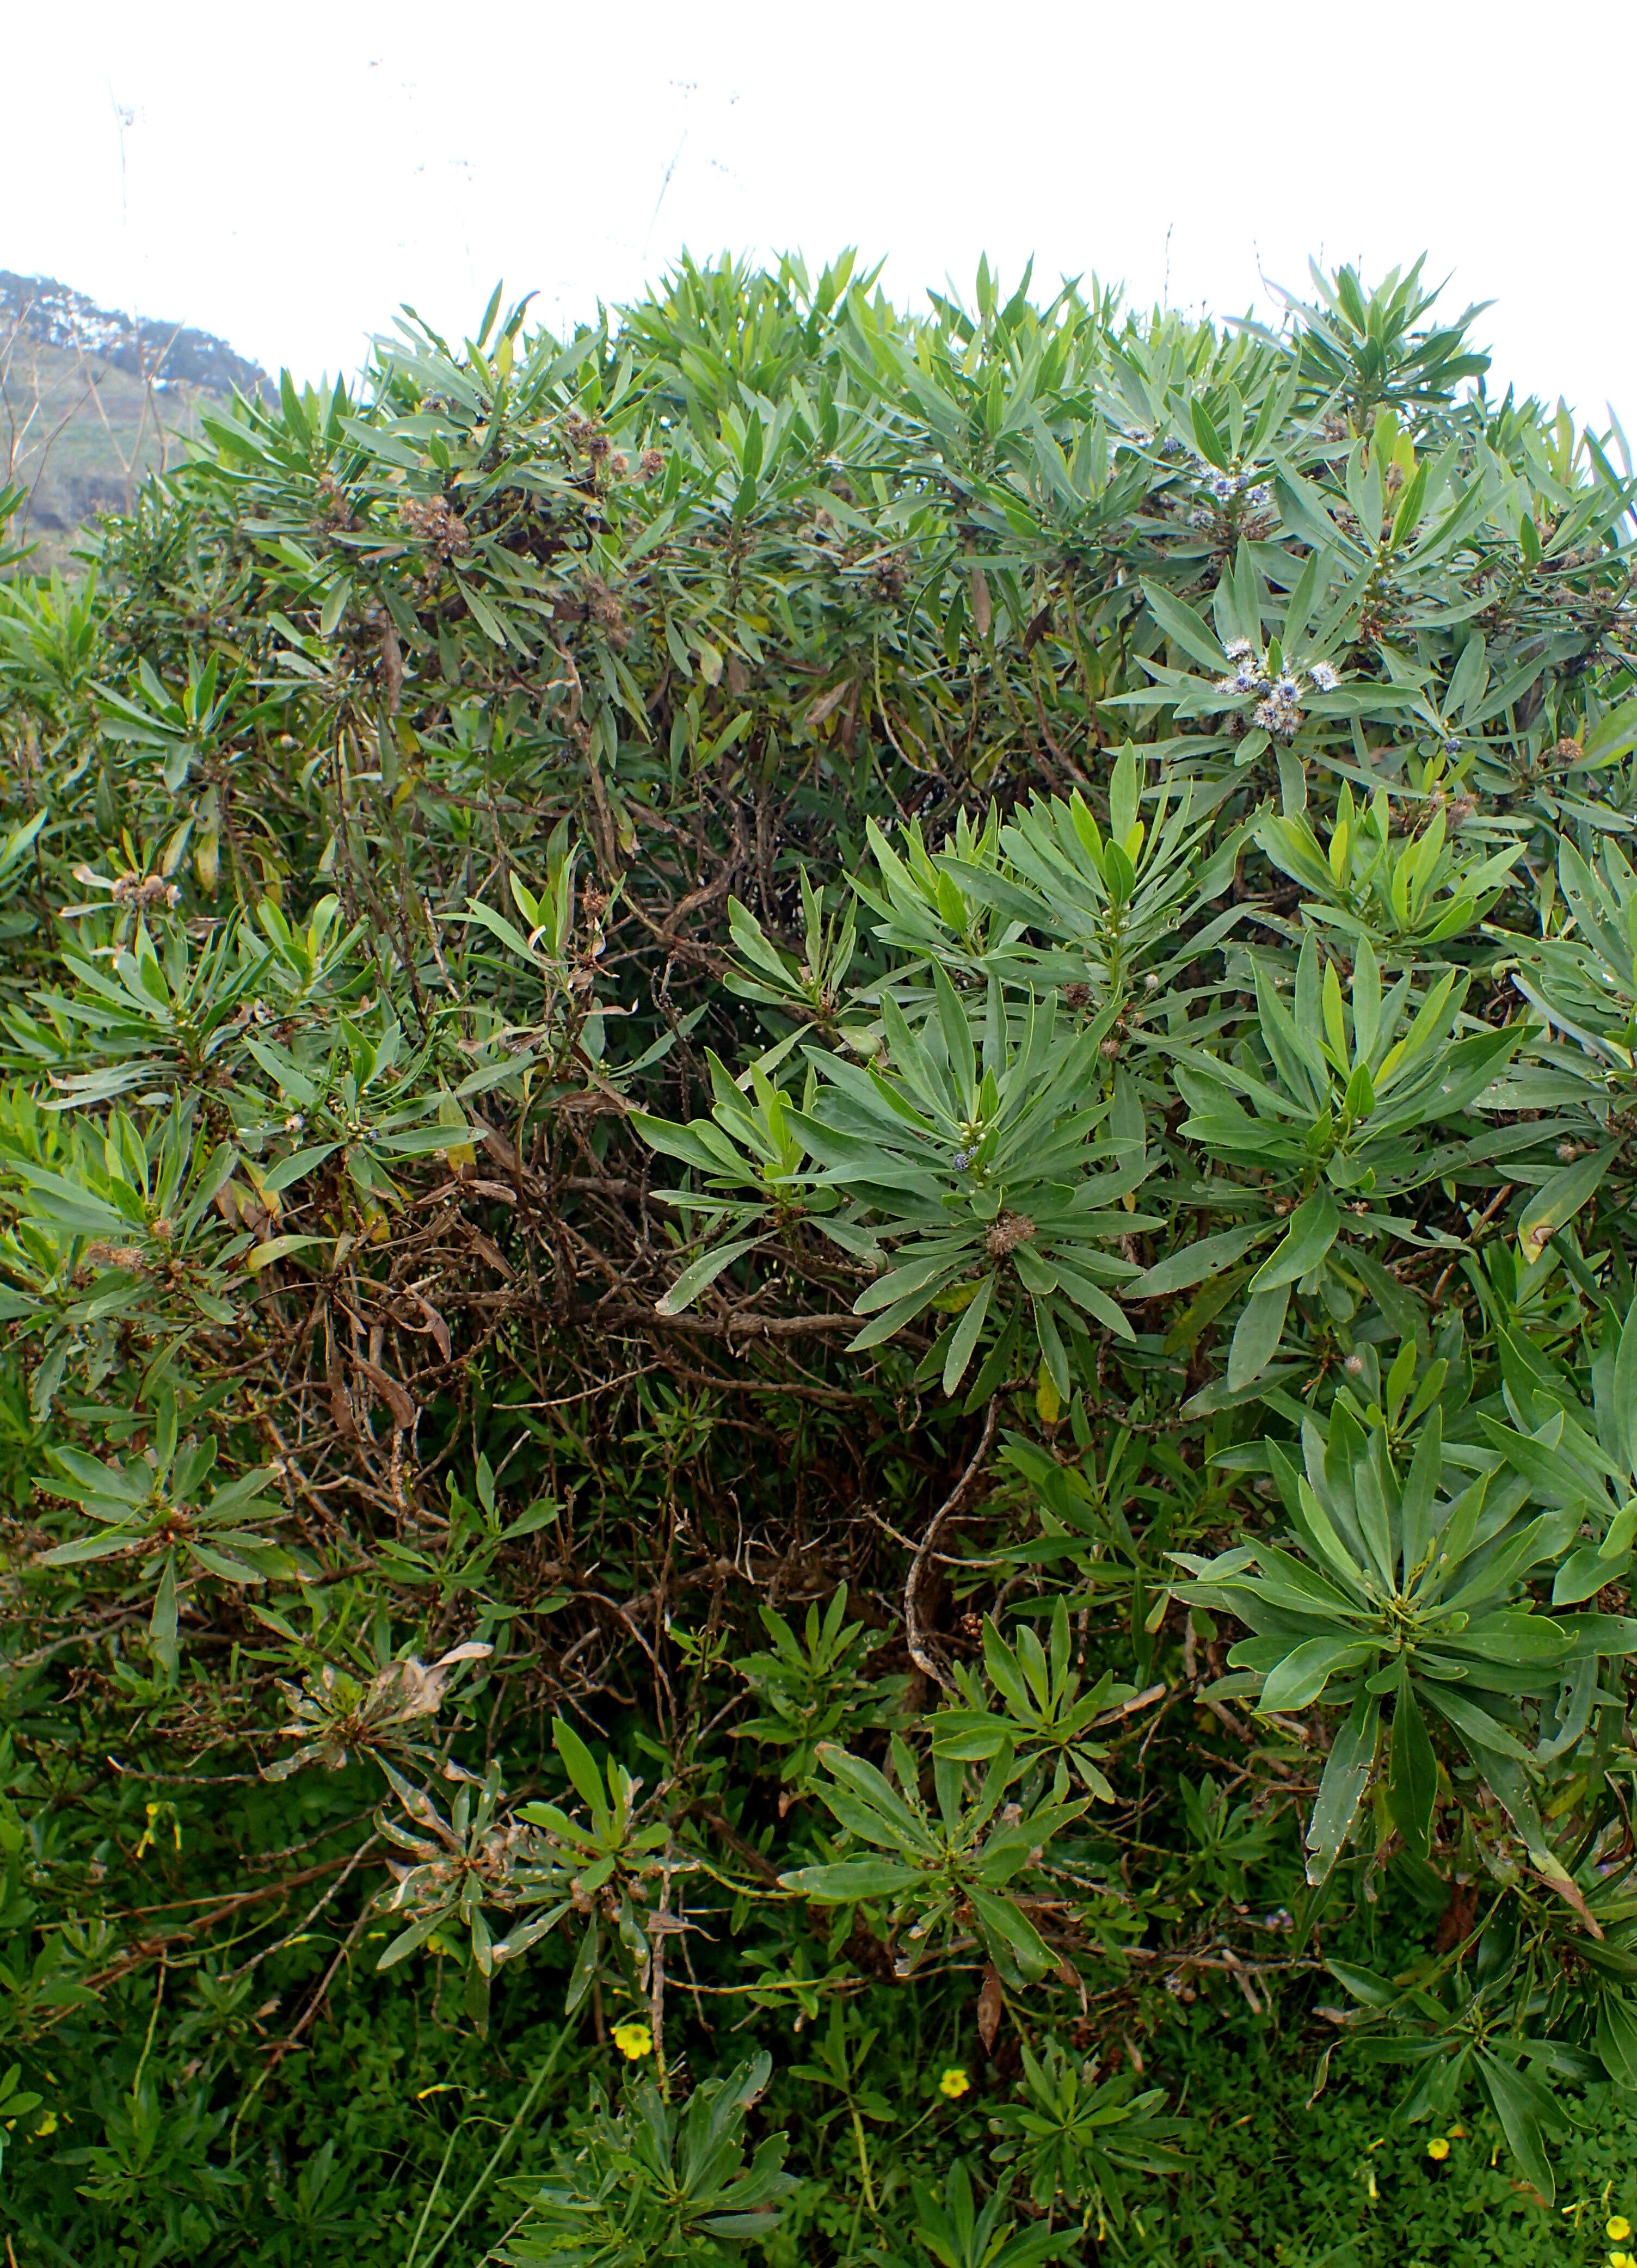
[986,1212,1037,1260]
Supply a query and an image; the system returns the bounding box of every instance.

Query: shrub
[1,248,1635,2262]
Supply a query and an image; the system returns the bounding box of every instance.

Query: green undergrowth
[10,1949,1634,2267]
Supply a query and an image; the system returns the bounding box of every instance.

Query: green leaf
[1474,2050,1559,2203]
[968,1883,1054,1981]
[248,1234,325,1272]
[1259,1637,1375,1715]
[1386,1687,1437,1860]
[776,1859,922,1901]
[1128,1220,1270,1296]
[1248,1190,1339,1295]
[1614,1297,1637,1482]
[1325,1958,1398,2008]
[656,1235,762,1316]
[1190,397,1229,470]
[551,1719,607,1821]
[1596,1993,1637,2087]
[1141,581,1228,674]
[1399,1412,1443,1583]
[1517,1144,1616,1264]
[1228,1284,1290,1390]
[150,1549,179,1675]
[1304,1694,1378,1884]
[942,1273,994,1395]
[376,1910,451,1970]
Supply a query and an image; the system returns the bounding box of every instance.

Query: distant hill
[1,269,271,572]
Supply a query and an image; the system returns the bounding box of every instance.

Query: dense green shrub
[2,249,1637,2263]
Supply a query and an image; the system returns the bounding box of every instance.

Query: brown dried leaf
[359,1360,417,1431]
[409,1291,452,1362]
[378,1658,445,1721]
[380,624,404,713]
[977,1962,1004,2054]
[324,1312,356,1440]
[434,1640,494,1668]
[469,1231,514,1280]
[477,1118,519,1174]
[807,680,852,727]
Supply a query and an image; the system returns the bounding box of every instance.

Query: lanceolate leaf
[1517,1144,1618,1264]
[1248,1190,1339,1295]
[1228,1284,1290,1389]
[1386,1685,1438,1860]
[1305,1696,1379,1884]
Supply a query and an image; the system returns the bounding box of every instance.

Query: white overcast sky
[8,0,1633,428]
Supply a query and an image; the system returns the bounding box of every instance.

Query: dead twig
[904,1396,1001,1691]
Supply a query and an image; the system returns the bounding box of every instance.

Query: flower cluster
[1214,643,1341,741]
[1214,470,1272,509]
[1187,469,1274,530]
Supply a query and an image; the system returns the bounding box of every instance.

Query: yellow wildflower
[1425,2136,1450,2162]
[1611,2222,1634,2246]
[938,2067,970,2100]
[1609,2251,1635,2268]
[612,2020,653,2061]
